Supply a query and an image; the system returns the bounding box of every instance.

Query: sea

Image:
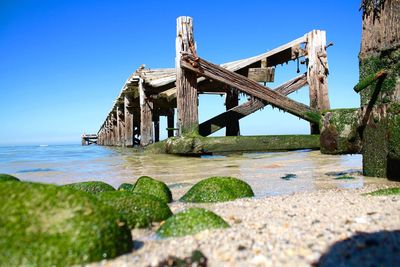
[0,144,386,197]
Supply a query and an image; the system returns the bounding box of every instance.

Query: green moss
[180,176,254,203]
[132,176,172,203]
[96,191,172,229]
[156,208,229,238]
[0,181,132,266]
[388,111,400,160]
[63,181,115,195]
[0,173,20,182]
[364,187,400,196]
[334,175,355,180]
[118,183,134,191]
[303,111,322,125]
[359,49,400,106]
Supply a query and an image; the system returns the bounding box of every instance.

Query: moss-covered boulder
[180,176,254,203]
[118,183,134,191]
[132,176,172,203]
[63,181,115,195]
[0,173,20,182]
[157,208,229,238]
[96,191,172,229]
[0,181,132,266]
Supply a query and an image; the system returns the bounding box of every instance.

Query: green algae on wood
[118,183,135,191]
[96,191,172,229]
[63,181,115,195]
[180,176,254,203]
[132,176,172,203]
[0,181,132,267]
[364,187,400,196]
[0,173,20,182]
[156,208,229,238]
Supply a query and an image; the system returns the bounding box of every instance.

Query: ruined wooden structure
[81,134,98,146]
[97,17,331,154]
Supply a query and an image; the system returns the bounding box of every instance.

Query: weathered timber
[181,55,319,124]
[117,104,124,146]
[225,88,240,136]
[248,67,275,83]
[167,109,175,137]
[306,30,330,134]
[354,69,388,93]
[199,73,308,136]
[124,95,134,147]
[176,16,199,135]
[154,113,160,143]
[139,79,153,146]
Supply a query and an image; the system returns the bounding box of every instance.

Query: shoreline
[89,183,400,266]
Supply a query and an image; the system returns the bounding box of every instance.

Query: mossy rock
[63,181,115,195]
[132,176,172,203]
[365,187,400,196]
[0,173,20,182]
[96,191,172,229]
[157,208,229,238]
[180,176,254,203]
[118,183,134,191]
[0,181,132,266]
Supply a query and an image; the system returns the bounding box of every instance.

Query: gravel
[88,183,400,267]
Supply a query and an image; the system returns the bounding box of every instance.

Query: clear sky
[0,0,362,145]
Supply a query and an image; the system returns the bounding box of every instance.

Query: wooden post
[176,16,199,135]
[139,78,153,146]
[307,30,330,134]
[110,113,116,146]
[154,112,160,143]
[167,108,175,137]
[124,94,134,147]
[117,103,125,146]
[225,88,240,136]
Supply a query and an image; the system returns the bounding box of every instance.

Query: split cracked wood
[181,55,319,124]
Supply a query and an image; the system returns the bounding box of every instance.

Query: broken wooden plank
[199,73,308,136]
[181,55,319,124]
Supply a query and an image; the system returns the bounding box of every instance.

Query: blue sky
[0,0,362,145]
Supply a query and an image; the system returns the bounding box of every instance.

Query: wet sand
[89,183,400,267]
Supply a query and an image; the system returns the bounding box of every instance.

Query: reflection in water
[0,144,392,197]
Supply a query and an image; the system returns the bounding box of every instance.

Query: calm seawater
[0,144,387,197]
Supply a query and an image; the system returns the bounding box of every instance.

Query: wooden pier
[81,134,98,146]
[96,16,331,153]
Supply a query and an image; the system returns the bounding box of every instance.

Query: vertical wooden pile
[176,16,199,135]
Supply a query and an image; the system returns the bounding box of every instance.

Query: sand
[88,183,400,267]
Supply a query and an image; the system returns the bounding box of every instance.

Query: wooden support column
[307,30,330,134]
[153,113,160,143]
[167,108,175,138]
[225,88,240,136]
[105,120,110,146]
[176,16,199,135]
[139,78,153,146]
[124,94,134,147]
[117,103,125,147]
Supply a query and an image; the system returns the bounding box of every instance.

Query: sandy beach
[89,182,400,267]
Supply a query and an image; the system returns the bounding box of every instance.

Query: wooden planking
[181,55,318,123]
[176,16,199,135]
[199,73,308,136]
[248,67,275,83]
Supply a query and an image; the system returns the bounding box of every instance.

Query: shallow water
[0,144,392,197]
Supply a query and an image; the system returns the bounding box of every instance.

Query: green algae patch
[0,173,20,182]
[334,175,356,180]
[63,181,115,195]
[0,181,132,266]
[118,183,135,191]
[132,176,172,203]
[156,208,229,238]
[96,191,172,229]
[364,187,400,196]
[180,176,254,203]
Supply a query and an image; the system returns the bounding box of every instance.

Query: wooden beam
[139,78,153,146]
[167,108,175,137]
[199,73,308,136]
[225,88,240,136]
[307,30,330,134]
[124,95,134,147]
[181,55,319,124]
[176,16,199,135]
[117,103,125,146]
